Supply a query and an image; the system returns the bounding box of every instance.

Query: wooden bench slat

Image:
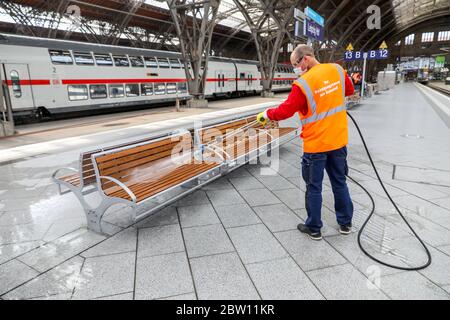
[106,160,210,196]
[100,148,179,182]
[59,174,81,187]
[101,155,186,191]
[95,135,187,164]
[98,140,189,172]
[134,164,217,202]
[107,161,217,202]
[127,162,215,198]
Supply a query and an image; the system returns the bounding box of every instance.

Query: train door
[239,71,247,92]
[247,73,253,91]
[224,70,234,94]
[2,63,35,111]
[215,70,224,94]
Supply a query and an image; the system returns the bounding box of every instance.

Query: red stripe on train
[5,77,297,86]
[5,80,51,85]
[62,78,188,84]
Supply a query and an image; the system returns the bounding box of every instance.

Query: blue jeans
[301,146,353,233]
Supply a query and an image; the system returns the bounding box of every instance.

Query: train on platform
[0,33,295,121]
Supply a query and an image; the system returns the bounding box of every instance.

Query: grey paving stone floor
[0,83,449,300]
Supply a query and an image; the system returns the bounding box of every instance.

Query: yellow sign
[346,43,354,51]
[379,41,388,49]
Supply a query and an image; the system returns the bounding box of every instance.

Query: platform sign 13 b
[344,51,364,61]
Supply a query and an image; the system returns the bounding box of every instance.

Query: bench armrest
[99,175,137,203]
[52,167,79,180]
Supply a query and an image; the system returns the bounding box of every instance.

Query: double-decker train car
[0,33,295,120]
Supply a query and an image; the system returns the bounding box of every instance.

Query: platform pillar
[167,0,220,102]
[187,99,208,108]
[233,0,301,96]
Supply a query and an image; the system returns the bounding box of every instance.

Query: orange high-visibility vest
[293,63,348,153]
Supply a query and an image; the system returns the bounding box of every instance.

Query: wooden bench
[52,129,193,202]
[195,115,299,170]
[54,113,299,234]
[87,131,223,233]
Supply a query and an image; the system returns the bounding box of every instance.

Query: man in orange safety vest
[256,44,355,240]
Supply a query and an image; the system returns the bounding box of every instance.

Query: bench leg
[84,198,114,234]
[85,208,104,234]
[84,198,136,235]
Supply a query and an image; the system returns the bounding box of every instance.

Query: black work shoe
[339,224,352,235]
[297,223,322,240]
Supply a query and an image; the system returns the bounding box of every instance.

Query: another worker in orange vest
[256,44,355,241]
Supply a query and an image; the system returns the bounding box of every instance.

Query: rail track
[427,82,450,96]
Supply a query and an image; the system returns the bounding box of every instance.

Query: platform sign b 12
[371,49,389,59]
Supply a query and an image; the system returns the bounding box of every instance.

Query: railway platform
[1,84,450,300]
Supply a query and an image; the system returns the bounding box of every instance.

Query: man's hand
[256,110,269,126]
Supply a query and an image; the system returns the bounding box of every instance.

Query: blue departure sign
[304,19,324,41]
[305,7,324,26]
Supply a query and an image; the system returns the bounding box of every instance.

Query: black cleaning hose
[346,111,432,270]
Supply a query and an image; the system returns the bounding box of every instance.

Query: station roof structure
[0,0,449,60]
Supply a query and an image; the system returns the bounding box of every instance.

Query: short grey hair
[292,44,315,62]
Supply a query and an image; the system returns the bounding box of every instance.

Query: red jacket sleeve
[345,72,355,97]
[266,85,308,121]
[267,71,354,121]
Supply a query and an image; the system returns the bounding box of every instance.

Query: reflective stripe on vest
[295,77,317,115]
[297,64,347,126]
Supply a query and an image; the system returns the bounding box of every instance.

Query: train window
[74,52,94,65]
[177,82,188,93]
[141,83,153,96]
[157,58,170,69]
[154,83,166,95]
[10,70,22,98]
[49,50,73,65]
[95,54,113,66]
[109,84,125,98]
[113,55,130,67]
[144,57,158,68]
[166,83,177,94]
[68,85,88,101]
[169,59,181,69]
[126,84,140,97]
[129,56,144,68]
[89,85,107,99]
[240,73,245,80]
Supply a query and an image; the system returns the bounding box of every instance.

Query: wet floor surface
[0,83,449,300]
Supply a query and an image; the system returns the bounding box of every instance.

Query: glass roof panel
[392,0,450,29]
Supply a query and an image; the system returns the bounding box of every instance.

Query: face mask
[294,67,307,77]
